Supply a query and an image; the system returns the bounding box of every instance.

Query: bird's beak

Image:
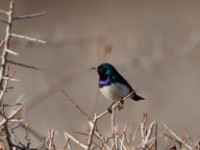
[90,67,98,71]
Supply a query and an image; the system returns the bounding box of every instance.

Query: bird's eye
[98,66,105,72]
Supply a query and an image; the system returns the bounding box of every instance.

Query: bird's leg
[107,101,115,113]
[117,99,124,110]
[120,99,124,105]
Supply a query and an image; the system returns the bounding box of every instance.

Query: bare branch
[138,137,157,149]
[10,33,46,44]
[9,119,25,122]
[0,69,14,101]
[195,139,200,149]
[0,18,10,24]
[114,125,119,150]
[8,60,41,70]
[21,124,46,142]
[130,123,140,147]
[0,9,9,15]
[10,121,24,130]
[162,123,192,150]
[145,122,156,142]
[3,76,21,82]
[0,40,4,48]
[96,91,135,120]
[142,121,156,149]
[62,90,92,121]
[111,110,116,149]
[0,106,23,127]
[0,0,47,149]
[87,113,98,149]
[0,0,14,90]
[13,11,47,20]
[141,113,147,143]
[64,131,87,149]
[153,122,157,150]
[4,101,28,107]
[62,90,113,149]
[164,133,182,148]
[45,128,55,149]
[5,48,19,55]
[75,131,88,137]
[49,129,55,149]
[0,76,8,101]
[120,121,127,150]
[4,123,13,150]
[94,131,112,150]
[23,122,31,149]
[63,137,71,150]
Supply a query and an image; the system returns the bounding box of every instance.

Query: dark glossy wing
[111,73,133,91]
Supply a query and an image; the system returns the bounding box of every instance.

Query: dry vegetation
[0,0,200,150]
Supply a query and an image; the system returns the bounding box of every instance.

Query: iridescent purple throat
[99,76,112,87]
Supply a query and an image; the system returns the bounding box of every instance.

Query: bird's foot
[118,103,124,110]
[107,107,112,113]
[107,101,115,114]
[120,99,124,105]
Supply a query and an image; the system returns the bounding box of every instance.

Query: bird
[91,63,145,113]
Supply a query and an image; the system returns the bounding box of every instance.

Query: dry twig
[142,121,156,149]
[0,9,8,15]
[10,33,46,44]
[45,128,56,149]
[0,106,22,127]
[13,11,46,20]
[64,131,87,149]
[162,123,192,150]
[141,113,147,143]
[62,90,92,121]
[120,121,127,150]
[87,113,97,149]
[8,60,41,70]
[0,0,46,149]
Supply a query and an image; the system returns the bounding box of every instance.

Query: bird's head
[91,63,118,79]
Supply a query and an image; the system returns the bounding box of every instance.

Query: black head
[91,63,118,80]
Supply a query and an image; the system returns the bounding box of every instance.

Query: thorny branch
[64,132,87,149]
[8,60,41,70]
[0,9,8,15]
[95,90,136,120]
[142,121,156,149]
[0,0,14,91]
[10,33,46,44]
[62,90,112,149]
[1,1,197,150]
[62,90,92,121]
[0,0,47,149]
[162,123,192,150]
[13,11,46,20]
[63,90,154,149]
[87,113,97,149]
[0,106,22,127]
[44,128,56,149]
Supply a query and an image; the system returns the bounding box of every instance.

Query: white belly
[100,83,131,101]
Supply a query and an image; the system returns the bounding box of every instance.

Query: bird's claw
[118,103,124,110]
[108,108,112,113]
[120,99,124,105]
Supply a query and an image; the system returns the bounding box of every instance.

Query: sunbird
[91,63,145,113]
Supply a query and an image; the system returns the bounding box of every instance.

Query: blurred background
[1,0,200,148]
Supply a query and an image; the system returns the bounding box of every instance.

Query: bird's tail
[132,93,145,101]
